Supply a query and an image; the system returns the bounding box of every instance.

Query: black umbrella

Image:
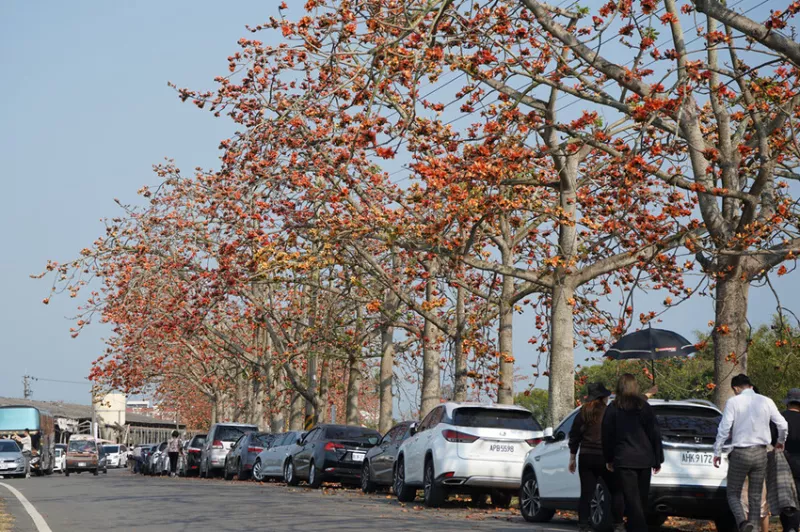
[604,328,698,384]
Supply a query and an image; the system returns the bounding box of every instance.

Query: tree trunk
[289,393,304,431]
[547,281,576,427]
[318,359,330,423]
[420,262,442,417]
[210,397,218,426]
[712,274,750,407]
[498,270,515,404]
[345,351,361,425]
[379,323,395,433]
[453,284,468,402]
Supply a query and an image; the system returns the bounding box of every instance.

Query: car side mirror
[542,427,554,442]
[554,431,566,442]
[296,437,303,445]
[409,423,417,437]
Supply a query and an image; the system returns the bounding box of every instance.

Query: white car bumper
[436,456,524,489]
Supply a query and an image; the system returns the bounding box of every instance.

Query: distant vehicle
[53,444,66,473]
[519,399,736,532]
[224,432,273,481]
[64,435,102,476]
[394,402,544,508]
[0,439,26,478]
[0,405,56,475]
[178,434,206,477]
[200,423,259,478]
[140,443,159,475]
[103,444,128,468]
[286,424,381,489]
[252,431,303,482]
[148,442,168,476]
[361,421,416,493]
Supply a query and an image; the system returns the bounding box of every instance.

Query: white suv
[393,402,544,507]
[519,399,737,532]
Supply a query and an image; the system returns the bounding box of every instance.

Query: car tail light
[442,471,455,478]
[188,448,201,453]
[441,429,479,443]
[247,447,263,453]
[324,442,345,451]
[211,440,224,449]
[525,438,542,446]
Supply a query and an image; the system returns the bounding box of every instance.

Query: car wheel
[252,459,264,482]
[93,469,99,476]
[423,459,445,507]
[64,470,70,477]
[714,511,737,532]
[223,459,234,481]
[393,459,416,502]
[490,490,513,508]
[285,460,298,486]
[308,461,323,489]
[103,468,107,475]
[361,461,376,493]
[519,469,555,523]
[590,478,614,532]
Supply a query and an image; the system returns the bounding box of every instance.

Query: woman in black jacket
[602,374,664,532]
[569,382,623,532]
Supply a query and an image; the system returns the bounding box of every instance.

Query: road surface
[0,468,577,531]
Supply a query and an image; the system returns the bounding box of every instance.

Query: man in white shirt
[13,429,33,478]
[714,374,788,532]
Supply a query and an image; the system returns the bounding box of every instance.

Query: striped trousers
[727,446,768,526]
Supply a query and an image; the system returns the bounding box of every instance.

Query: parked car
[224,432,274,481]
[103,444,128,468]
[53,444,66,473]
[139,443,159,475]
[361,421,416,493]
[199,423,259,478]
[148,442,168,476]
[519,398,736,532]
[0,439,26,478]
[394,402,544,508]
[252,431,303,482]
[286,424,381,489]
[64,435,103,476]
[178,434,206,477]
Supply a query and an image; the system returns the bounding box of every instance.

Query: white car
[102,444,128,468]
[53,445,66,473]
[252,431,303,481]
[393,402,544,507]
[519,399,737,532]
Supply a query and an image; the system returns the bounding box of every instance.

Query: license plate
[489,444,515,453]
[680,452,713,466]
[351,452,365,462]
[78,462,87,467]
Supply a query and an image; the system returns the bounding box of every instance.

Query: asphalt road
[0,468,578,532]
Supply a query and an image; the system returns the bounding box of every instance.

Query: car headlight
[15,458,24,464]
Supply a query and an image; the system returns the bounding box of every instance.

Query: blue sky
[1,1,796,406]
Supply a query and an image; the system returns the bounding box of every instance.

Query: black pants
[168,452,179,474]
[578,453,623,526]
[617,467,652,532]
[779,478,800,532]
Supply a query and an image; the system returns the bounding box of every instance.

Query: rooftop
[0,397,183,428]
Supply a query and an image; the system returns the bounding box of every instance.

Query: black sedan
[361,421,416,493]
[179,434,206,477]
[285,424,380,489]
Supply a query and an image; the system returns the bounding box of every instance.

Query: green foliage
[514,388,549,426]
[575,353,714,404]
[734,319,800,406]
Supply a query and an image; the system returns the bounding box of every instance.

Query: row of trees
[42,0,800,430]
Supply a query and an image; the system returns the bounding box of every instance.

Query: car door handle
[535,456,541,462]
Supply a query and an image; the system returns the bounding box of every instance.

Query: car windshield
[0,441,20,453]
[216,426,257,442]
[452,407,542,431]
[191,435,206,447]
[68,440,96,453]
[323,426,380,442]
[653,405,722,438]
[254,433,272,446]
[103,445,120,453]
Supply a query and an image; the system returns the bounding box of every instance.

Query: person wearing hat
[569,382,623,532]
[773,388,800,532]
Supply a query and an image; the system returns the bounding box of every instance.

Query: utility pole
[22,375,33,399]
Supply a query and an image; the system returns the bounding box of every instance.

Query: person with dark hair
[714,374,788,532]
[602,374,664,532]
[166,430,183,478]
[773,388,800,532]
[569,383,623,532]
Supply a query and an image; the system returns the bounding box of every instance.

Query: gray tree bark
[453,284,468,402]
[288,393,304,431]
[420,261,442,417]
[712,273,750,407]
